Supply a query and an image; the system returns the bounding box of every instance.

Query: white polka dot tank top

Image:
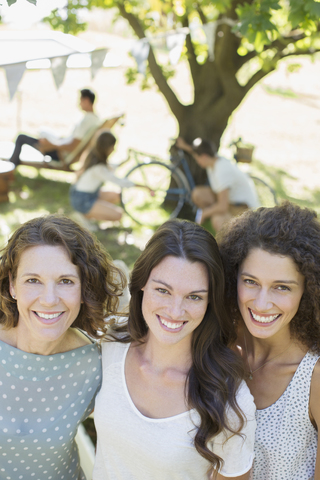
[253,350,319,480]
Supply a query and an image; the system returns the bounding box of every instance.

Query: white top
[74,164,134,193]
[207,157,260,208]
[72,112,100,140]
[40,112,100,145]
[253,350,320,480]
[92,342,256,480]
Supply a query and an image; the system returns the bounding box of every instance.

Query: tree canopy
[8,0,320,149]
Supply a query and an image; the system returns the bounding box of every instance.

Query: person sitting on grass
[70,130,153,228]
[176,137,260,232]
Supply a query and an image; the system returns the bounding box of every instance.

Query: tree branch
[214,11,243,98]
[181,14,201,82]
[243,68,272,93]
[117,2,185,120]
[278,48,320,59]
[237,34,320,73]
[196,5,207,25]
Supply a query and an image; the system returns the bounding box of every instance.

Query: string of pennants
[131,19,236,74]
[3,48,107,100]
[3,18,235,100]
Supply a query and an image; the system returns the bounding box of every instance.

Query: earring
[12,294,16,299]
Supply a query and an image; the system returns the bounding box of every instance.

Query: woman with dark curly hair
[93,219,256,480]
[217,201,320,480]
[0,214,124,480]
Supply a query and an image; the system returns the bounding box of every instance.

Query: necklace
[243,334,293,380]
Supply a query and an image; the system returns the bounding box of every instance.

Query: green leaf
[7,0,18,5]
[305,0,320,18]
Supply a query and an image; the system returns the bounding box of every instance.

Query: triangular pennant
[131,39,150,75]
[91,48,108,79]
[4,62,26,100]
[50,56,68,90]
[203,22,218,61]
[166,32,186,65]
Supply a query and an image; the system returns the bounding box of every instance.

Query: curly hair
[216,201,320,352]
[0,214,125,338]
[112,219,245,471]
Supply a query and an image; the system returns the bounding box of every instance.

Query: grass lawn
[1,156,320,259]
[0,165,145,268]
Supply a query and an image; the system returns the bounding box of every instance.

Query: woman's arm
[310,360,320,480]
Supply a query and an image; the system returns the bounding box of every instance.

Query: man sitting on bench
[9,88,100,167]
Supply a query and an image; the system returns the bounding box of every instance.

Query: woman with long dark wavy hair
[93,219,256,480]
[217,201,320,480]
[69,130,130,223]
[70,130,153,225]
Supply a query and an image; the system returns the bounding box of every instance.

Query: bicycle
[120,141,277,228]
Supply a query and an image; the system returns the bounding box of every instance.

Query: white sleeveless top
[93,341,256,479]
[253,350,319,480]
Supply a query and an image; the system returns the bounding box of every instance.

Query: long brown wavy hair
[77,130,116,178]
[111,219,245,471]
[0,214,125,338]
[217,201,320,353]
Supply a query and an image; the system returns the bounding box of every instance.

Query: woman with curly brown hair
[217,201,320,480]
[0,214,124,480]
[93,219,256,480]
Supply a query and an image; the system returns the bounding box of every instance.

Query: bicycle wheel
[250,175,278,207]
[121,161,189,227]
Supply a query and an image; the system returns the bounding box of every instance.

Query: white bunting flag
[91,48,107,79]
[131,39,150,75]
[166,32,186,65]
[202,22,218,61]
[50,56,68,90]
[4,62,26,100]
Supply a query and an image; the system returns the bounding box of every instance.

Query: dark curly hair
[112,219,245,471]
[217,201,320,352]
[0,214,125,338]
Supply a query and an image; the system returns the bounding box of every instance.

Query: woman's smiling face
[10,244,82,352]
[237,248,305,340]
[141,256,209,349]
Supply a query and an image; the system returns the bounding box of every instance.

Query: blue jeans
[69,185,100,214]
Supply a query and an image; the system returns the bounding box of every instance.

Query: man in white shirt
[9,88,100,167]
[176,137,260,232]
